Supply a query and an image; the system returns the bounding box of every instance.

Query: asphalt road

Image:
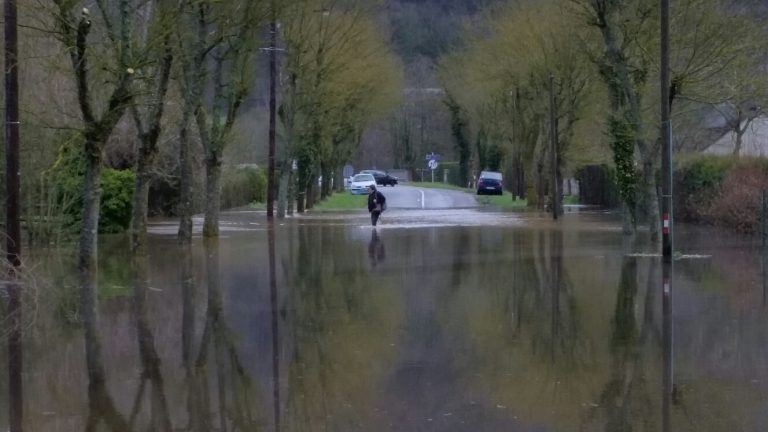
[376,184,478,209]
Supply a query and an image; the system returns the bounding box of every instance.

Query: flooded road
[5,208,768,431]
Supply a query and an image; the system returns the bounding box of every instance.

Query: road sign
[428,159,438,170]
[425,152,441,162]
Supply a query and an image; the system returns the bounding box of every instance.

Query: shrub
[221,166,267,209]
[44,138,135,234]
[99,169,135,233]
[674,155,768,234]
[709,163,768,234]
[674,155,736,222]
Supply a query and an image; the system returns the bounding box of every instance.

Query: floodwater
[3,208,768,431]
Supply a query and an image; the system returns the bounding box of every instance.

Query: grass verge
[406,181,471,191]
[312,192,368,211]
[476,194,529,209]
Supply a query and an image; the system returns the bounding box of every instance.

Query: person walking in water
[367,184,387,226]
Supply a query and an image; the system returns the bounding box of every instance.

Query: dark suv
[477,171,503,195]
[360,170,398,187]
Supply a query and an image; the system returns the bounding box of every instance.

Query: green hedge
[674,155,768,234]
[221,166,267,209]
[43,139,135,234]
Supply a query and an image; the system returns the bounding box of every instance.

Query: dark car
[477,171,503,195]
[360,169,398,187]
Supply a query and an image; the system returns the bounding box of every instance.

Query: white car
[349,173,376,195]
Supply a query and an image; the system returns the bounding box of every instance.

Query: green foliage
[476,194,528,209]
[674,155,737,222]
[446,98,471,187]
[608,115,637,221]
[45,138,135,235]
[486,144,504,171]
[313,193,368,211]
[99,169,135,233]
[221,166,267,209]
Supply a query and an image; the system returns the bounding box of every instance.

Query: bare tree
[51,0,135,395]
[176,0,266,238]
[129,0,180,252]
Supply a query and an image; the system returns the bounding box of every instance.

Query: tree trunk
[733,124,745,156]
[177,110,194,243]
[203,160,222,237]
[79,145,107,398]
[131,158,152,253]
[642,159,660,242]
[621,203,634,235]
[306,181,316,210]
[277,166,289,219]
[288,169,295,216]
[334,165,345,193]
[320,165,331,199]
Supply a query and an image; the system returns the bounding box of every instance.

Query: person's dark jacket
[367,190,386,212]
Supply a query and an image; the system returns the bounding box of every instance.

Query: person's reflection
[368,229,386,268]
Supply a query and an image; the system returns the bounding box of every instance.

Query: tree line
[437,0,767,236]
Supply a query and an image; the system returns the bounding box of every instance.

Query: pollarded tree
[176,0,269,238]
[51,0,138,415]
[573,0,657,233]
[128,0,182,252]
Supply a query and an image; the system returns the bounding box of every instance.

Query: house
[704,115,768,156]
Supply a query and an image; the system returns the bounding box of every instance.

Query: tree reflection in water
[584,239,660,432]
[281,223,400,431]
[187,237,264,431]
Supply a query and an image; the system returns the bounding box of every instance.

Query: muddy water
[3,210,768,431]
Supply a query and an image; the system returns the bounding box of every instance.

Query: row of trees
[275,0,401,215]
[438,0,768,236]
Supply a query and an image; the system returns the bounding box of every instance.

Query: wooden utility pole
[660,0,674,430]
[267,1,278,219]
[660,0,673,260]
[5,0,23,430]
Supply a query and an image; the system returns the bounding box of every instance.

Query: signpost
[426,153,440,183]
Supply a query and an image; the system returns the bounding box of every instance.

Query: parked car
[477,171,503,195]
[349,174,377,194]
[360,169,399,187]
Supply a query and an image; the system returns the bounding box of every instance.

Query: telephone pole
[661,0,673,260]
[267,0,278,219]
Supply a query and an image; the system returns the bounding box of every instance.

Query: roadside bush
[99,169,135,233]
[674,155,768,234]
[221,166,267,209]
[674,155,736,222]
[709,163,768,234]
[44,138,135,235]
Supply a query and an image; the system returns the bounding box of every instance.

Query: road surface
[377,184,477,209]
